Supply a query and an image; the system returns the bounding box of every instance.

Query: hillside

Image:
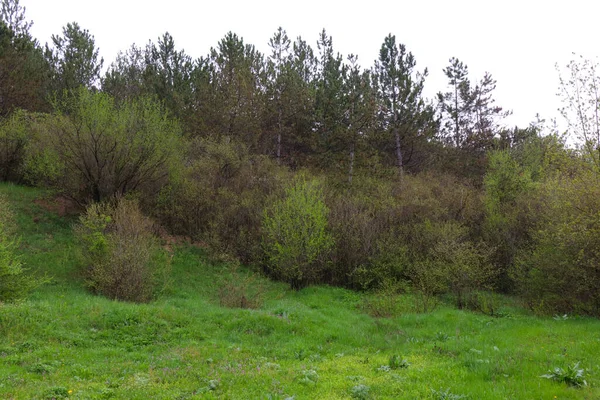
[1,183,600,399]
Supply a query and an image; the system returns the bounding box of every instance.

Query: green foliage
[361,279,410,317]
[27,88,181,203]
[76,198,170,302]
[388,354,410,370]
[350,383,371,399]
[0,109,30,181]
[409,220,495,310]
[541,362,587,387]
[483,150,534,290]
[0,193,45,301]
[42,386,69,399]
[156,137,285,263]
[512,169,600,316]
[45,21,103,92]
[431,388,467,400]
[0,4,50,117]
[262,177,333,288]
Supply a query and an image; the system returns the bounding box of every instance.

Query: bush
[483,149,534,291]
[0,194,46,301]
[327,172,483,290]
[262,176,334,289]
[76,198,170,302]
[155,137,286,263]
[0,110,30,182]
[512,170,600,315]
[26,88,182,203]
[217,261,265,309]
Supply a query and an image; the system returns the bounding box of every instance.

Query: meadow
[1,183,600,400]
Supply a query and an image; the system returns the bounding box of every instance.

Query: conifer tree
[45,22,103,93]
[374,34,436,177]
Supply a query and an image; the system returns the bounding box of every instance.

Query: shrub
[217,261,265,309]
[262,176,334,289]
[408,221,495,310]
[483,149,534,291]
[512,169,600,315]
[27,88,182,203]
[327,172,483,290]
[76,198,170,302]
[0,194,46,301]
[155,137,285,263]
[0,110,30,182]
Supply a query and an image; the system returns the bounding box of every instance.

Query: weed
[350,383,371,399]
[388,354,410,370]
[299,369,319,385]
[43,386,69,399]
[217,261,265,309]
[541,362,587,387]
[434,332,450,342]
[431,387,467,399]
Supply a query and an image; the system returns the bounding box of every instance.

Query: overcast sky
[19,0,600,129]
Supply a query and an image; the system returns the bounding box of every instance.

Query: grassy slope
[1,183,599,400]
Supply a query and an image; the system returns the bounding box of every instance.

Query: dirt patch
[34,195,81,217]
[154,225,208,254]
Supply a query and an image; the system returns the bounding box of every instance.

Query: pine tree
[45,22,103,93]
[374,34,436,177]
[0,0,49,116]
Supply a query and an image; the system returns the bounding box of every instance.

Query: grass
[1,182,600,399]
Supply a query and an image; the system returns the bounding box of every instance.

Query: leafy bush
[0,110,30,182]
[262,176,333,289]
[156,137,285,263]
[409,221,495,310]
[0,194,46,301]
[350,384,371,399]
[512,169,600,316]
[327,172,483,291]
[27,88,182,203]
[483,149,534,291]
[76,198,170,302]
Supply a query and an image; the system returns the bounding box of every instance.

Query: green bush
[483,150,534,291]
[512,170,600,315]
[0,110,30,182]
[76,198,170,302]
[327,172,483,290]
[407,220,495,311]
[26,88,182,203]
[262,176,334,289]
[0,194,46,301]
[155,137,286,263]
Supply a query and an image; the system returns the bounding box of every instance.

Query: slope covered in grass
[1,183,600,399]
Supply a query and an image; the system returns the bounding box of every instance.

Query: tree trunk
[394,126,404,180]
[277,107,282,164]
[348,143,355,184]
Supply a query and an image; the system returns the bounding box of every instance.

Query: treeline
[2,0,600,316]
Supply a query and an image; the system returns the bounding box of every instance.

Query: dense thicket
[2,0,600,315]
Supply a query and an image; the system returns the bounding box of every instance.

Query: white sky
[19,0,600,129]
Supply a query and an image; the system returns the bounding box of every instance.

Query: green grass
[1,182,600,399]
